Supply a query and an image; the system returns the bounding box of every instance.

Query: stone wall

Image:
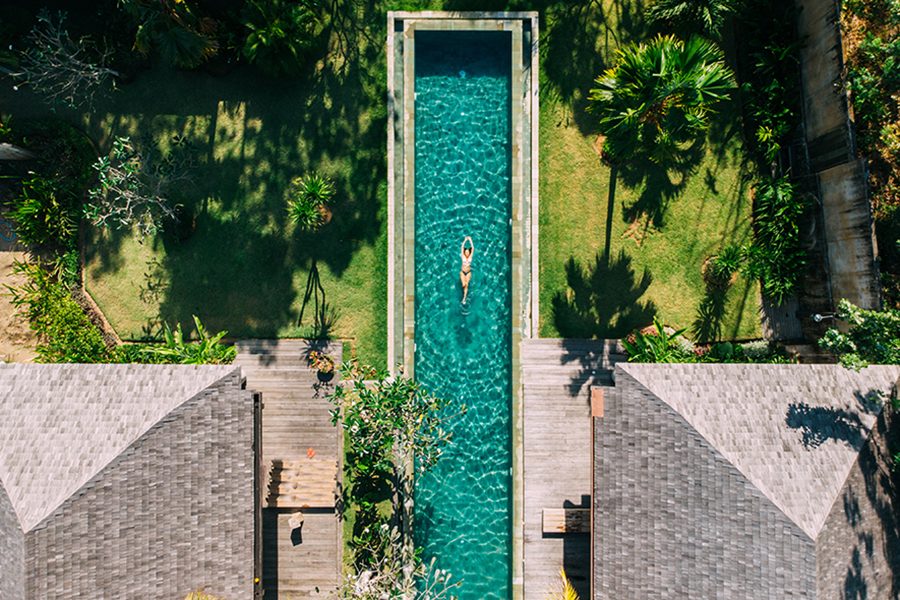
[796,0,881,321]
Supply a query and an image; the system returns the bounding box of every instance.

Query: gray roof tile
[0,364,236,532]
[619,363,900,538]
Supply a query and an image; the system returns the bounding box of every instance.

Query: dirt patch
[0,251,38,362]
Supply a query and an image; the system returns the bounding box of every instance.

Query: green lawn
[535,0,761,340]
[75,61,390,364]
[538,101,762,341]
[3,0,761,370]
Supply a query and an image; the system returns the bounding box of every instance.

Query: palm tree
[589,34,735,167]
[588,35,733,254]
[646,0,743,38]
[287,172,336,232]
[546,569,580,600]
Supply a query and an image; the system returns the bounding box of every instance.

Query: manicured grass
[538,101,762,341]
[535,0,762,341]
[76,62,390,364]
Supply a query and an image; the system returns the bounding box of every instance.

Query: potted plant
[308,349,335,382]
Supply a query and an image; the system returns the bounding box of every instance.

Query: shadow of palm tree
[551,249,657,338]
[692,286,728,343]
[617,141,705,229]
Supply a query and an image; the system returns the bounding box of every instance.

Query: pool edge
[387,12,539,600]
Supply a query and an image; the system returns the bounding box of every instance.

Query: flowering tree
[85,136,180,237]
[334,525,461,599]
[10,11,118,109]
[329,361,464,589]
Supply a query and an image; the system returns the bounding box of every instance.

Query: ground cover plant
[819,299,900,370]
[623,318,791,363]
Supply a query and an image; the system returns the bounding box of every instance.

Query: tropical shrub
[622,319,694,363]
[736,0,802,172]
[819,299,900,370]
[335,524,461,600]
[9,174,78,249]
[86,136,179,237]
[241,0,323,76]
[843,1,900,305]
[119,0,220,69]
[329,361,462,568]
[624,320,792,363]
[848,33,900,151]
[5,120,94,253]
[742,176,808,304]
[647,0,743,38]
[7,260,110,363]
[143,315,236,364]
[330,361,462,594]
[704,245,743,289]
[696,340,791,363]
[589,35,735,166]
[287,172,335,232]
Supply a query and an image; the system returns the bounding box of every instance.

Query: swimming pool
[412,30,513,598]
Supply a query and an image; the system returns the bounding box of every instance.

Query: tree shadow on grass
[155,209,298,338]
[617,141,704,230]
[70,20,386,335]
[692,285,729,344]
[551,249,657,339]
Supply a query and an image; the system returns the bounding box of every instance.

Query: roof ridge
[0,364,239,532]
[617,363,897,539]
[26,367,242,534]
[618,366,816,540]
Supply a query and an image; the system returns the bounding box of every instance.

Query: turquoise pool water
[413,31,513,598]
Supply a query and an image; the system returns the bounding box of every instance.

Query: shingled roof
[594,363,900,599]
[0,364,257,599]
[621,363,898,538]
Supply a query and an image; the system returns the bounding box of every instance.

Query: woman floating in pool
[460,236,474,304]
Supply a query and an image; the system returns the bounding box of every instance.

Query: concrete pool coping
[386,11,539,600]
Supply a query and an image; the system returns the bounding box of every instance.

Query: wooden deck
[522,339,622,600]
[236,340,342,600]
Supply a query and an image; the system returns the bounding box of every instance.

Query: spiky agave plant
[287,172,336,232]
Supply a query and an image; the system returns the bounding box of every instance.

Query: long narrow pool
[413,30,513,598]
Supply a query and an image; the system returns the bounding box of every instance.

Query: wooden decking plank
[238,340,342,599]
[522,339,622,600]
